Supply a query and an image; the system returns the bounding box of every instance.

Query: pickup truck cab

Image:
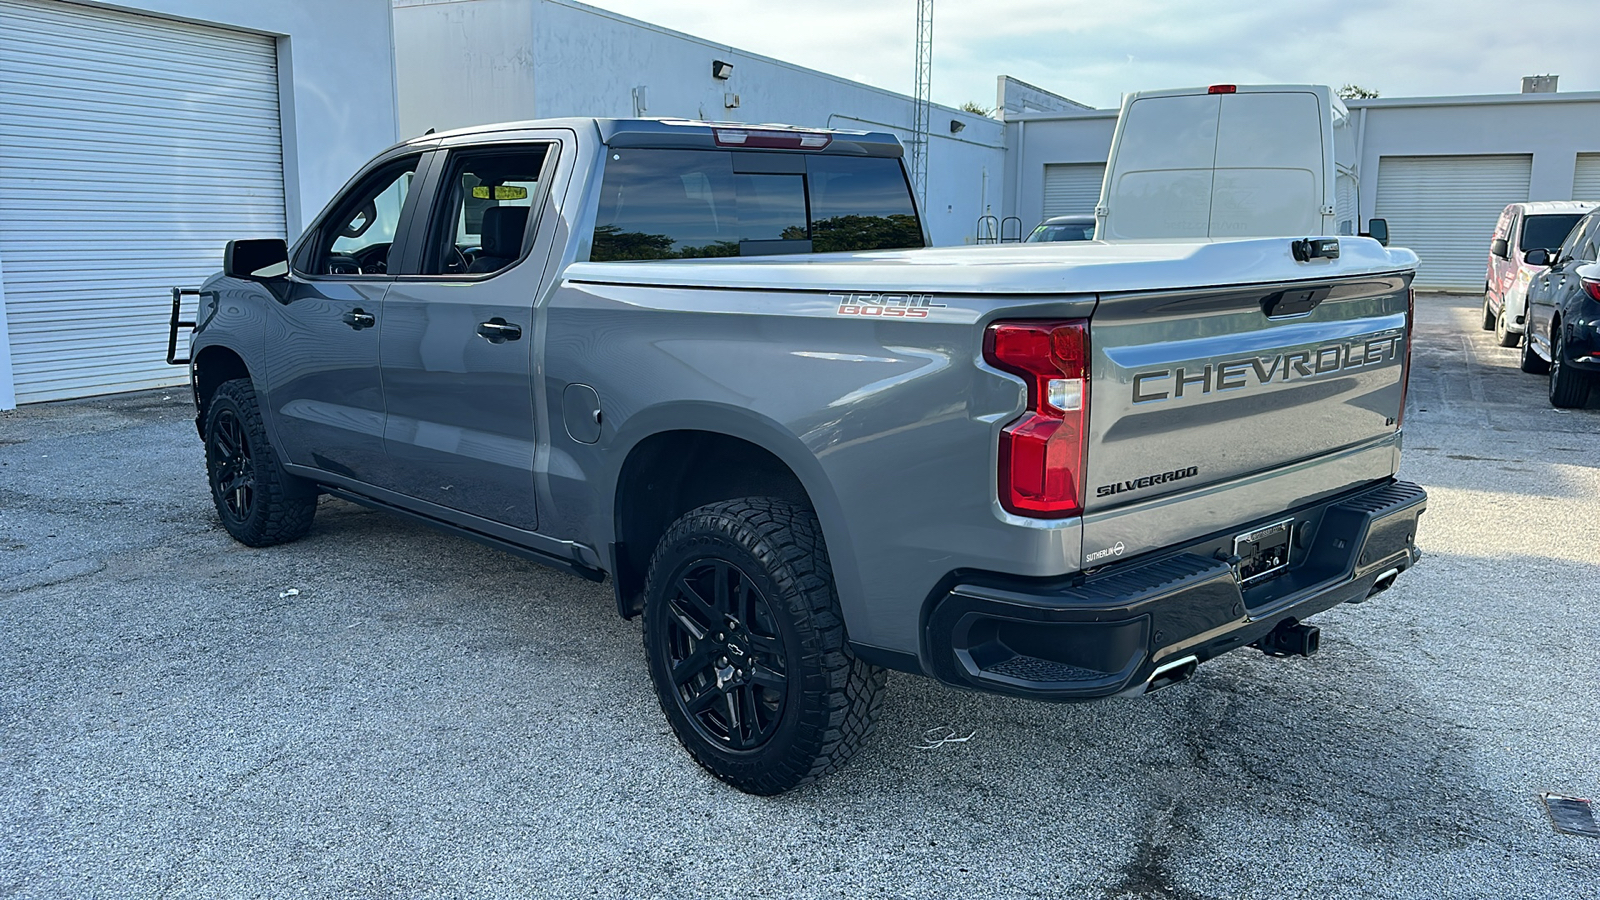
[1096,84,1384,244]
[185,118,1426,795]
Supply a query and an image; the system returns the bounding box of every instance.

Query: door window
[421,145,551,276]
[303,157,419,276]
[1556,217,1592,264]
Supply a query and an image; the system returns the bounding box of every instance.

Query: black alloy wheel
[203,379,317,547]
[642,498,886,795]
[661,558,788,751]
[208,406,255,525]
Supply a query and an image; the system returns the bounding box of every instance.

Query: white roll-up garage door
[0,0,285,404]
[1574,153,1600,202]
[1374,154,1530,291]
[1042,163,1106,218]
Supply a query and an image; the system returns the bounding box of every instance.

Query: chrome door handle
[342,309,375,330]
[476,318,522,343]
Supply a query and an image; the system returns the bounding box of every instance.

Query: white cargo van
[1094,84,1383,243]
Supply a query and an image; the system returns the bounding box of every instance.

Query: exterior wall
[1002,112,1117,231]
[1346,93,1600,224]
[393,0,1006,247]
[0,0,397,408]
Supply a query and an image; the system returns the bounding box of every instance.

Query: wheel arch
[190,343,252,437]
[605,403,856,626]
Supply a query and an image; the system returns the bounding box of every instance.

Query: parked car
[1025,214,1095,242]
[1519,208,1600,407]
[179,118,1425,795]
[1483,201,1595,348]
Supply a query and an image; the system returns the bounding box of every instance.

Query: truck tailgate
[1084,273,1411,520]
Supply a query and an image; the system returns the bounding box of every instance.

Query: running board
[319,485,607,583]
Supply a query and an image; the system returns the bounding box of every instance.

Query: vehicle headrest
[480,205,530,259]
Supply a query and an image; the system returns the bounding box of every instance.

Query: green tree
[960,101,994,116]
[1337,84,1379,100]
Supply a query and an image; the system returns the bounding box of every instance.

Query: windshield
[1521,214,1584,253]
[1026,222,1095,242]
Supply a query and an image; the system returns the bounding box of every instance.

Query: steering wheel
[348,243,392,274]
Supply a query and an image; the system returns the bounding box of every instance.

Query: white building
[392,0,1007,248]
[0,0,397,408]
[5,0,1599,408]
[1003,90,1600,290]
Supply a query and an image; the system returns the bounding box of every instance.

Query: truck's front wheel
[204,379,317,547]
[642,498,885,795]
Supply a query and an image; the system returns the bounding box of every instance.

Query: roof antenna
[424,127,436,135]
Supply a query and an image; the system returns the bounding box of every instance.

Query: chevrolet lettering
[1132,332,1405,403]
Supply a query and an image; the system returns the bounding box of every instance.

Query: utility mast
[910,0,933,208]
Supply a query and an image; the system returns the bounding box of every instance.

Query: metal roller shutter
[1574,153,1600,202]
[1374,154,1530,291]
[1042,163,1105,217]
[0,0,285,404]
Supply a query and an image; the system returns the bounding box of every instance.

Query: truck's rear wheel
[204,378,317,547]
[642,498,885,795]
[1549,327,1592,408]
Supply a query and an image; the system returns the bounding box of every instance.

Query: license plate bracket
[1233,519,1293,586]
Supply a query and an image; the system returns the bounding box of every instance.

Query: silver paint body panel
[189,117,1420,664]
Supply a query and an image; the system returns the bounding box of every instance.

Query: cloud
[576,0,1599,109]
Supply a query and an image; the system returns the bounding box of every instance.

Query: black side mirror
[1490,238,1509,259]
[1362,218,1389,247]
[224,238,288,280]
[1523,248,1552,267]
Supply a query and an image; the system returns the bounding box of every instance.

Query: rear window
[1521,214,1585,253]
[589,148,922,261]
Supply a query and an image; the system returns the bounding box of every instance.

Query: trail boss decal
[832,292,947,318]
[1131,332,1404,403]
[1096,466,1199,498]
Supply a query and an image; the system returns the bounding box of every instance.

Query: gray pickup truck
[182,118,1426,795]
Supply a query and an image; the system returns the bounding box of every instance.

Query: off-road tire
[642,497,886,795]
[1494,300,1519,347]
[1519,330,1549,374]
[1481,291,1496,331]
[204,378,317,546]
[1549,326,1592,408]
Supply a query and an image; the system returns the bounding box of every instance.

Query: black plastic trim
[923,479,1427,701]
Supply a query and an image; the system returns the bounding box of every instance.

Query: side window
[589,148,923,262]
[421,144,550,276]
[305,157,419,276]
[805,155,923,252]
[1583,226,1599,263]
[591,149,741,261]
[1557,217,1590,264]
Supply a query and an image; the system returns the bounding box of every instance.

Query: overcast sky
[577,0,1597,110]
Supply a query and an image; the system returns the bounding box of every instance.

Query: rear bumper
[923,479,1427,701]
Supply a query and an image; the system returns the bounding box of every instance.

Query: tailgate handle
[1261,287,1330,319]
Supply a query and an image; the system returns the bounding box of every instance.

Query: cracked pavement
[2,294,1598,898]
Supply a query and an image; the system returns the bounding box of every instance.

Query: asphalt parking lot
[2,292,1598,899]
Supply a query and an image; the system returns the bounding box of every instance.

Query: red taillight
[984,320,1090,518]
[1582,277,1600,302]
[1207,84,1238,94]
[1397,287,1415,428]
